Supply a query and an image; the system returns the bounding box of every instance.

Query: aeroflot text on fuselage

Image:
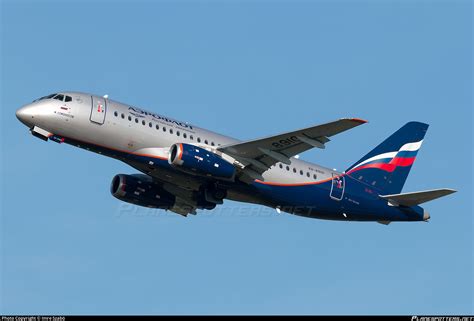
[128,106,194,130]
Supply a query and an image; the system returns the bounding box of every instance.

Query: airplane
[16,92,456,224]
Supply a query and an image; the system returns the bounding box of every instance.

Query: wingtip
[349,118,368,124]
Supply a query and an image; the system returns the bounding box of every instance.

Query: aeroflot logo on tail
[128,107,194,130]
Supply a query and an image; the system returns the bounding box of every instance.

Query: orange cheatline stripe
[255,175,337,187]
[134,153,168,160]
[61,135,169,161]
[62,135,347,186]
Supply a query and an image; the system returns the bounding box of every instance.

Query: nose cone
[16,105,36,127]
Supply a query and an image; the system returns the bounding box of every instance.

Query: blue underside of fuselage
[56,135,424,222]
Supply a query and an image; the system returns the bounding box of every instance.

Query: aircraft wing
[218,118,367,182]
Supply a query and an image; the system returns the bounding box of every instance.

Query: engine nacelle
[168,143,235,180]
[110,174,176,209]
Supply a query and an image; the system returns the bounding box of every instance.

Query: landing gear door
[90,96,106,124]
[330,174,345,201]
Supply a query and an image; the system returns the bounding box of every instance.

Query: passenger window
[197,137,201,143]
[293,168,297,173]
[183,133,187,139]
[286,166,290,171]
[190,135,194,140]
[121,113,125,119]
[279,164,283,169]
[177,131,180,136]
[156,124,159,130]
[65,96,72,102]
[306,172,310,177]
[204,139,208,145]
[142,120,146,126]
[313,174,317,179]
[128,116,132,121]
[211,142,215,146]
[135,118,139,123]
[149,122,152,128]
[300,170,303,175]
[163,127,166,132]
[170,129,173,134]
[114,111,118,117]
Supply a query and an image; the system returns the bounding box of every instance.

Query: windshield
[33,93,72,102]
[34,93,57,102]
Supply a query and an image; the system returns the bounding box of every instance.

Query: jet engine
[168,143,235,180]
[110,174,176,209]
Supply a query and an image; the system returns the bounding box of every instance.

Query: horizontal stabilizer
[380,188,456,207]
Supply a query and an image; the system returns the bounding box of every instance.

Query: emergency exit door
[90,96,107,124]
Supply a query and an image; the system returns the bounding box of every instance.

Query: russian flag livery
[346,122,428,195]
[347,140,423,174]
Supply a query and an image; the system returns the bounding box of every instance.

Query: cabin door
[330,174,345,201]
[90,96,107,124]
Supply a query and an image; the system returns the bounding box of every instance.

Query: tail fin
[345,121,429,194]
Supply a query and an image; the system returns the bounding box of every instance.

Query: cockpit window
[53,94,65,101]
[34,93,57,102]
[34,93,72,102]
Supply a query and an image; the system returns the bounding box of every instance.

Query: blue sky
[1,0,472,315]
